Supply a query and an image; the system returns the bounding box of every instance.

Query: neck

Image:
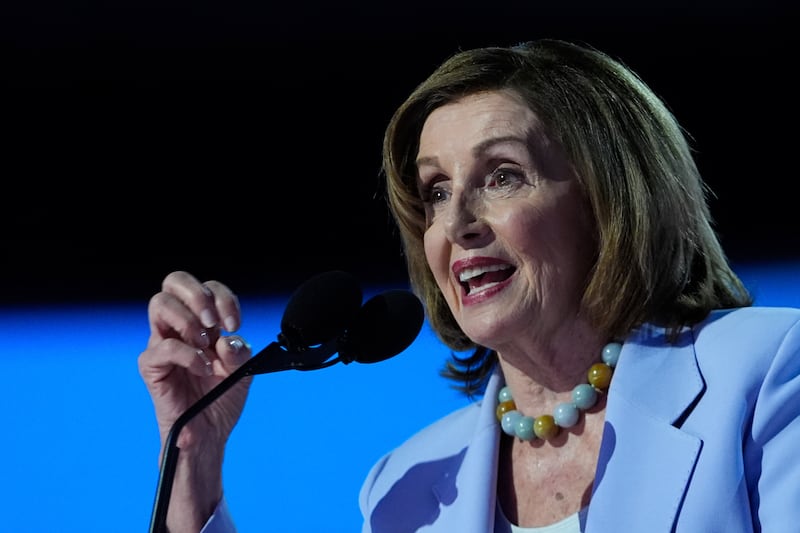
[497,333,606,394]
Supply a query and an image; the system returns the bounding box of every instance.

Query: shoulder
[690,306,800,395]
[376,400,483,466]
[360,368,505,510]
[359,400,484,496]
[693,307,800,366]
[697,306,800,337]
[617,306,800,400]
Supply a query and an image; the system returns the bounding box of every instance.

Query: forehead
[420,90,538,143]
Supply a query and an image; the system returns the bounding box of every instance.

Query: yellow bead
[496,400,516,421]
[588,363,613,390]
[533,415,560,440]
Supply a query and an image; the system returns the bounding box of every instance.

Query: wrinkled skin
[138,270,253,533]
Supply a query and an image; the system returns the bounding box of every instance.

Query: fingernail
[196,349,214,376]
[224,316,238,332]
[229,338,244,352]
[201,309,217,328]
[198,329,210,347]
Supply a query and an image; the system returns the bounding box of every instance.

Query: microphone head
[280,270,363,351]
[338,289,424,364]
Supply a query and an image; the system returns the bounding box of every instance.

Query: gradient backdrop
[2,1,797,532]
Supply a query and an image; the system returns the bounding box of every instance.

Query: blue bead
[602,342,622,368]
[572,383,598,410]
[501,411,522,436]
[553,402,580,427]
[498,385,513,403]
[515,415,536,441]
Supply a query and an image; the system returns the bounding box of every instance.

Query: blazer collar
[587,324,704,532]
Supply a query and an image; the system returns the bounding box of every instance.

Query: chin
[459,317,509,350]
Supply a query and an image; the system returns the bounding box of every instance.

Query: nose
[443,190,488,247]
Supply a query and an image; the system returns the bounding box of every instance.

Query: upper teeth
[458,264,510,282]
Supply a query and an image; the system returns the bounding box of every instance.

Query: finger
[202,280,242,333]
[215,335,252,370]
[147,290,211,350]
[193,348,216,377]
[161,270,221,329]
[139,338,219,384]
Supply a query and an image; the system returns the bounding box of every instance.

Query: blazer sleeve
[199,496,238,533]
[748,314,800,531]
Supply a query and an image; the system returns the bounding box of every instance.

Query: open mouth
[458,264,516,295]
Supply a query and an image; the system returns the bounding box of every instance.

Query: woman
[139,39,800,532]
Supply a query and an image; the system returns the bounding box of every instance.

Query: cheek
[513,203,596,274]
[494,208,547,255]
[423,227,451,288]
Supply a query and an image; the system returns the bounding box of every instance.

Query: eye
[487,167,525,188]
[420,180,451,205]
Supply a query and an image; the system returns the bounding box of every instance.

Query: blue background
[1,260,798,533]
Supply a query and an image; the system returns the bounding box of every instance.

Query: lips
[452,259,516,295]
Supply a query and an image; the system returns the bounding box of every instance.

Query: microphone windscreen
[339,289,424,364]
[280,271,363,349]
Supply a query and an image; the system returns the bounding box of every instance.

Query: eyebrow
[415,134,529,170]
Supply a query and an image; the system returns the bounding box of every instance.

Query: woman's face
[416,90,597,350]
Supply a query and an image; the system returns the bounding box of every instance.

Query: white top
[495,502,587,533]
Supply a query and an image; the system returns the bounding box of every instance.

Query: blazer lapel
[587,325,704,532]
[428,370,504,533]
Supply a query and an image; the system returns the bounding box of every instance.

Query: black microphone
[338,289,425,364]
[148,272,424,533]
[278,270,364,353]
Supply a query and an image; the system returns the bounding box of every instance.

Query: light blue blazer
[357,306,800,532]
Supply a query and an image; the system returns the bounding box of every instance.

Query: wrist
[164,444,224,533]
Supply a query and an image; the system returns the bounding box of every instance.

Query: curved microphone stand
[146,273,424,533]
[148,337,341,533]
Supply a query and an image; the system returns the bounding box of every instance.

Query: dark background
[2,0,797,304]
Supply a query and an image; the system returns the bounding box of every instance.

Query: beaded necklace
[496,342,622,441]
